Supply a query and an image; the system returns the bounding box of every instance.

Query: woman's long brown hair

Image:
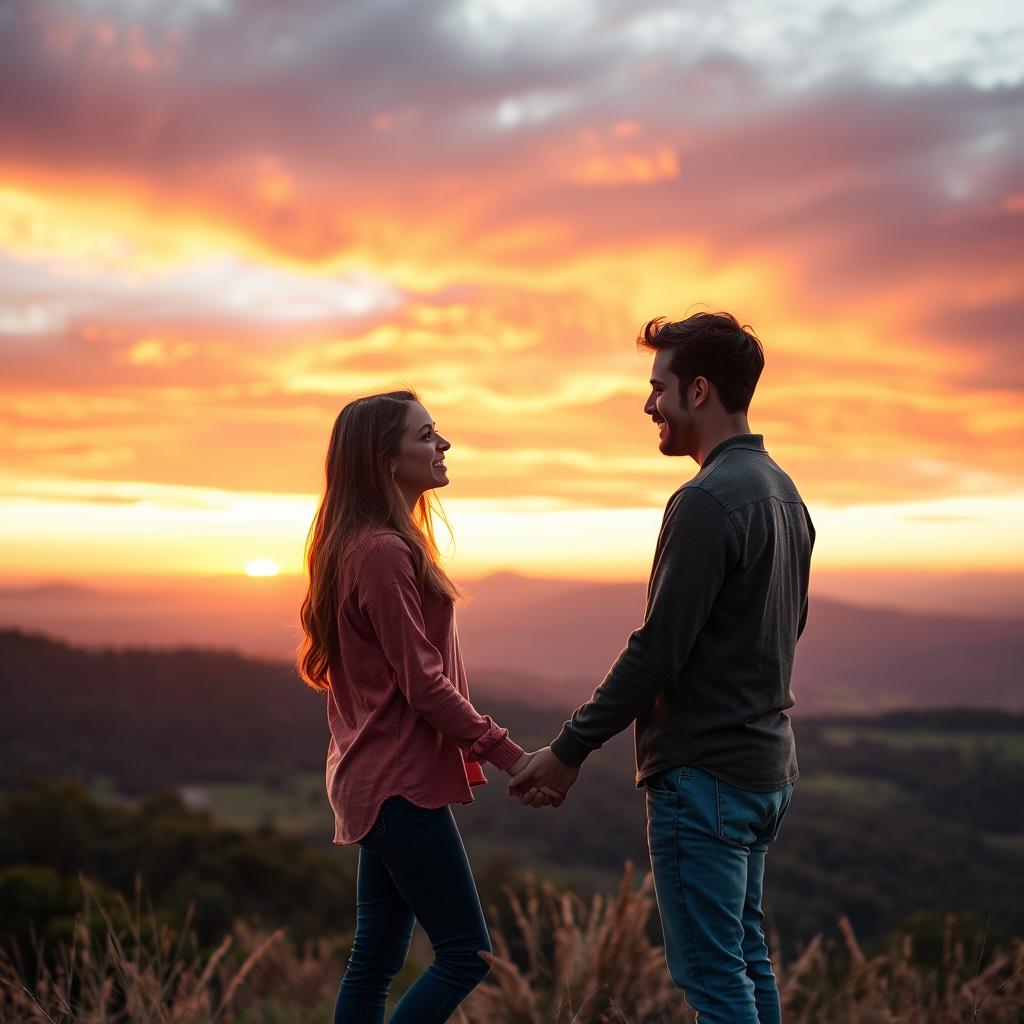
[297,390,460,693]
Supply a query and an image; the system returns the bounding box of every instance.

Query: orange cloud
[564,126,680,185]
[1,0,1022,580]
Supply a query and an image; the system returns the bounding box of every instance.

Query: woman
[298,390,534,1023]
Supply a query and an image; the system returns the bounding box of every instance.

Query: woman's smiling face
[391,401,451,507]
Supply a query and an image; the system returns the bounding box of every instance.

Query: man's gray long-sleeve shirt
[551,434,815,791]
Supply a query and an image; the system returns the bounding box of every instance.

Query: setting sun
[0,0,1021,590]
[245,558,280,578]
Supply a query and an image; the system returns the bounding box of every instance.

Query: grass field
[796,771,908,804]
[162,722,1022,840]
[171,723,1006,833]
[167,776,637,890]
[820,727,1024,760]
[179,774,333,836]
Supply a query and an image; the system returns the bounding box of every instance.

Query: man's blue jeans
[645,766,794,1024]
[334,796,491,1024]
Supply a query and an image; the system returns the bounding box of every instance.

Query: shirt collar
[702,433,765,468]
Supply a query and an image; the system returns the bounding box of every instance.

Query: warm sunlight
[1,1,1021,589]
[4,8,1024,1021]
[244,558,280,578]
[3,482,1024,582]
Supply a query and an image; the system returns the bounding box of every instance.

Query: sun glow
[1,3,1022,592]
[244,558,280,577]
[1,479,1024,582]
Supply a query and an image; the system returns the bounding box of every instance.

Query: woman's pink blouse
[325,533,524,844]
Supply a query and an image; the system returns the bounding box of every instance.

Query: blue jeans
[335,796,491,1024]
[645,766,794,1024]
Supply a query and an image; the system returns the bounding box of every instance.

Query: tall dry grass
[457,862,1024,1024]
[0,881,342,1024]
[456,864,1024,1024]
[2,867,1022,1023]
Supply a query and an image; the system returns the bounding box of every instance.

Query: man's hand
[505,750,563,806]
[508,746,580,808]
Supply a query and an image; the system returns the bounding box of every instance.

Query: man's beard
[660,421,676,453]
[660,415,690,456]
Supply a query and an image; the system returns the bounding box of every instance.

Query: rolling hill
[1,573,1022,714]
[3,628,1024,952]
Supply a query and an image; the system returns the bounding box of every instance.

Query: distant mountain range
[456,576,1024,713]
[0,573,1021,714]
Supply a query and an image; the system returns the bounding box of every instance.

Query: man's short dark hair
[638,311,765,413]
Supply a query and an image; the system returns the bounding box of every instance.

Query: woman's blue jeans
[646,766,794,1024]
[334,796,491,1024]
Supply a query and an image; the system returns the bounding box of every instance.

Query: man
[509,311,814,1024]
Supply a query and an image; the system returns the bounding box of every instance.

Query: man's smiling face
[643,348,696,458]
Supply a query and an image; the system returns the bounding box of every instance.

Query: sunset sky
[2,0,1022,583]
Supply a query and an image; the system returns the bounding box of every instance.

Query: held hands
[507,746,580,808]
[506,751,562,807]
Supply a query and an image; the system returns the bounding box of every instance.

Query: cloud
[918,295,1024,389]
[0,0,1021,564]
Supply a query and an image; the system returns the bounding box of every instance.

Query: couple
[298,311,815,1024]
